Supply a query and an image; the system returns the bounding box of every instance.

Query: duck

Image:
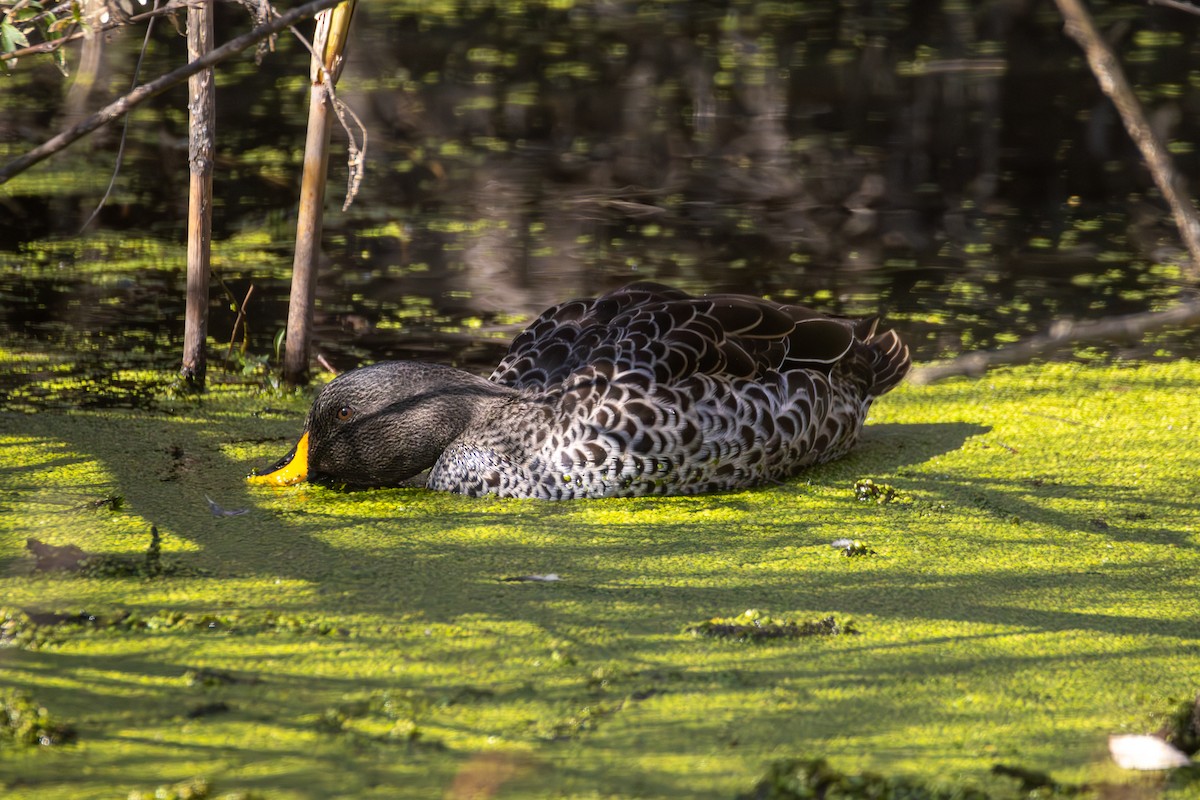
[248,282,910,499]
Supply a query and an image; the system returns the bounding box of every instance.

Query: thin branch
[0,0,344,185]
[225,284,255,361]
[918,0,1200,385]
[7,0,73,29]
[285,19,366,210]
[330,92,366,210]
[0,0,199,63]
[315,352,340,375]
[1144,0,1200,16]
[908,297,1200,384]
[1055,0,1200,280]
[79,0,162,232]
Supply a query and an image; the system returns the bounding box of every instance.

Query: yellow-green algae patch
[0,361,1199,799]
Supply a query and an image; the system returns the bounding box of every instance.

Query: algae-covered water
[4,0,1200,795]
[1,360,1198,798]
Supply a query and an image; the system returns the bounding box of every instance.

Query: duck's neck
[423,369,554,494]
[393,363,520,449]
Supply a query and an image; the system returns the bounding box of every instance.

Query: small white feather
[1108,734,1191,770]
[500,574,561,583]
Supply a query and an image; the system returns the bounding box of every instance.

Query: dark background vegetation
[1,0,1197,372]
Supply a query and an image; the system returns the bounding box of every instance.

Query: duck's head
[248,361,505,490]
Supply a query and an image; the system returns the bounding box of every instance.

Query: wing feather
[489,283,907,396]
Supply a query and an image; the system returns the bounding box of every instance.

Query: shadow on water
[6,405,1194,622]
[2,415,982,581]
[24,408,1196,638]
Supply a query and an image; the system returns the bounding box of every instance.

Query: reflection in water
[0,1,1196,403]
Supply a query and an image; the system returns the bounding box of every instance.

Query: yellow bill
[247,431,310,486]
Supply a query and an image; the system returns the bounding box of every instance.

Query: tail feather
[866,328,910,397]
[852,317,879,341]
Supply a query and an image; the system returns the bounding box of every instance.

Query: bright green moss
[0,361,1198,798]
[0,691,76,748]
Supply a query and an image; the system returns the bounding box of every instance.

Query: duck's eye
[336,405,354,421]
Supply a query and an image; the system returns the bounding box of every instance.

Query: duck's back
[431,283,909,499]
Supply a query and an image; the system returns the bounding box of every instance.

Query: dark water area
[1,0,1198,404]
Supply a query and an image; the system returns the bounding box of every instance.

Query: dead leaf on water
[444,752,535,799]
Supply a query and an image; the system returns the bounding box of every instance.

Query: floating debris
[26,538,92,572]
[1,606,344,649]
[738,757,992,800]
[315,690,446,751]
[0,608,47,649]
[205,495,249,518]
[160,444,199,482]
[251,407,297,419]
[687,610,857,642]
[500,573,561,583]
[989,764,1072,794]
[1109,734,1192,770]
[74,494,124,512]
[541,701,622,741]
[0,691,77,747]
[1,607,107,649]
[445,752,534,800]
[23,609,103,627]
[853,479,903,504]
[1155,693,1200,756]
[184,668,260,688]
[830,538,876,557]
[185,702,231,720]
[127,777,212,800]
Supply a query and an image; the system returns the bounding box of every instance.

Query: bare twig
[284,20,366,211]
[0,0,345,185]
[1144,0,1200,16]
[908,297,1200,384]
[315,352,340,375]
[79,0,162,232]
[1055,0,1200,280]
[245,0,275,62]
[898,58,1008,77]
[330,91,366,210]
[282,0,357,386]
[225,284,256,361]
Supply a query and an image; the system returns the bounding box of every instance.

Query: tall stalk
[282,1,356,387]
[180,0,215,390]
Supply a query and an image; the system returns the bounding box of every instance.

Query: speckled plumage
[258,283,910,499]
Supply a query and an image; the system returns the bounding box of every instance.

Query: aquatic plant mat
[1,360,1198,799]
